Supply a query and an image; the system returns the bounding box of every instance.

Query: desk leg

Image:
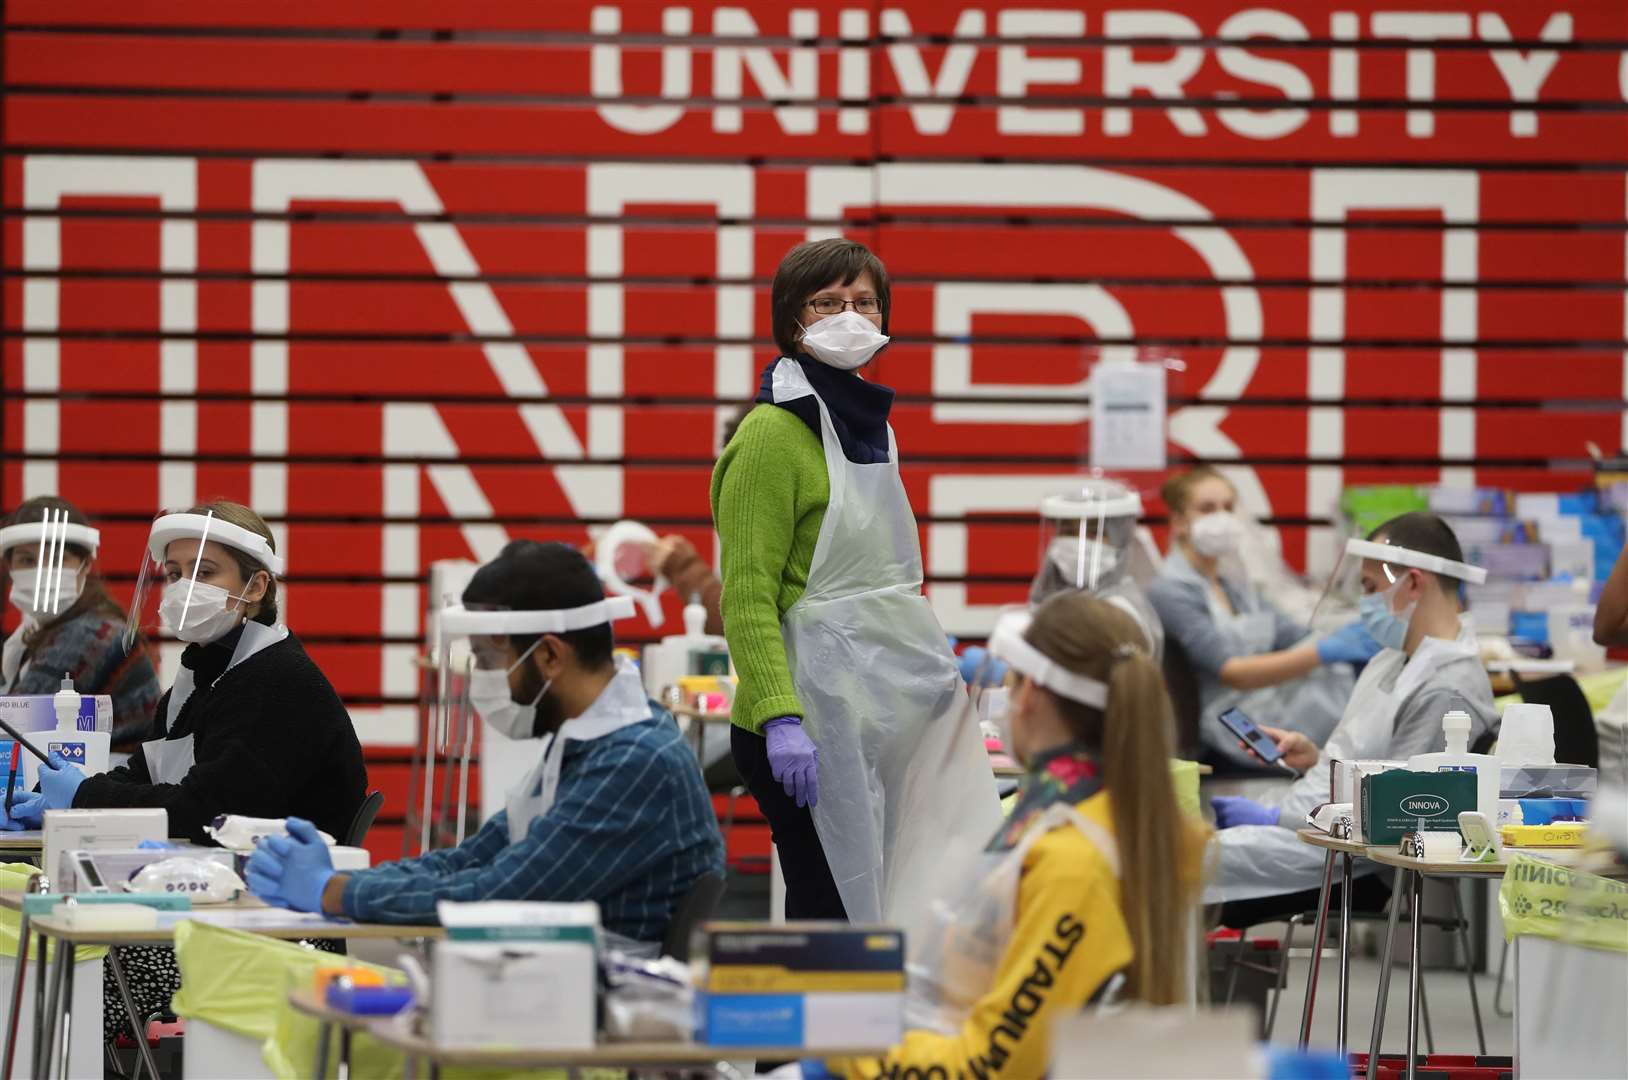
[1366,874,1406,1080]
[30,931,48,1078]
[314,1019,333,1078]
[1337,853,1353,1055]
[1298,850,1336,1048]
[339,1026,352,1080]
[2,910,29,1080]
[1404,870,1423,1080]
[36,935,65,1080]
[108,949,162,1080]
[52,943,75,1080]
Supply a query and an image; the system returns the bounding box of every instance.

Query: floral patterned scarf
[988,742,1102,852]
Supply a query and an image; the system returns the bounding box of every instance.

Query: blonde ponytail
[1024,594,1209,1005]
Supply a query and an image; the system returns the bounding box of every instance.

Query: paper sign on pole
[1090,362,1167,470]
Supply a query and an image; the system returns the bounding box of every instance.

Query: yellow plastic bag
[0,862,106,964]
[1498,854,1628,954]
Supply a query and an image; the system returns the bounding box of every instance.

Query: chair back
[344,790,387,848]
[662,871,727,962]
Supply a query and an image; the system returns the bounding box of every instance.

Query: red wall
[4,2,1623,852]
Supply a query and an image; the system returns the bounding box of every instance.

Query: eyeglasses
[808,296,881,315]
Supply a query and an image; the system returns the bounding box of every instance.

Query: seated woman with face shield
[1148,467,1378,769]
[1,496,161,750]
[1207,512,1497,916]
[244,541,725,952]
[0,500,367,838]
[828,593,1208,1080]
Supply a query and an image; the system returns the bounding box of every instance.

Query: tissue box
[696,924,905,1050]
[432,901,598,1050]
[1360,771,1477,845]
[696,992,904,1050]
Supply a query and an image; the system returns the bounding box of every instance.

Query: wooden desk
[0,831,43,855]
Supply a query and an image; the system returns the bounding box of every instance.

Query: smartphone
[1218,708,1283,766]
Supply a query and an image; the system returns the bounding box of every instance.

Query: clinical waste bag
[1498,854,1628,953]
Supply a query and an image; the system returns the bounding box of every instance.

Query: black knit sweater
[73,626,368,844]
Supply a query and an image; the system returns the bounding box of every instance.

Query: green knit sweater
[710,404,829,733]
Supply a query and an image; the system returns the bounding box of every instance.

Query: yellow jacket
[839,791,1130,1080]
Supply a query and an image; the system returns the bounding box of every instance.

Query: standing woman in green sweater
[711,239,1000,922]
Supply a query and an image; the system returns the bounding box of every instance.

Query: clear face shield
[1030,481,1143,607]
[1310,538,1488,651]
[427,595,636,852]
[593,520,666,628]
[0,510,101,623]
[124,510,286,651]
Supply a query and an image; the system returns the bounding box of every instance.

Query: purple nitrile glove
[1315,620,1383,666]
[1211,795,1281,829]
[764,717,819,809]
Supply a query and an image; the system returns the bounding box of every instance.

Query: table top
[669,707,733,724]
[0,831,43,851]
[359,1011,890,1068]
[20,895,443,945]
[1367,845,1526,878]
[1296,828,1374,857]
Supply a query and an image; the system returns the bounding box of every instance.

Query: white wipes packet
[205,814,337,852]
[128,856,248,904]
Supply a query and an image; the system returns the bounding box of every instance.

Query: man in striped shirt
[246,541,725,948]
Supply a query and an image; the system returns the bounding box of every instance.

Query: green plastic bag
[1499,854,1628,954]
[1340,486,1429,537]
[174,921,616,1080]
[1169,759,1201,819]
[0,862,106,964]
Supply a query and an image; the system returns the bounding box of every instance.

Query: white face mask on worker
[8,567,82,619]
[159,579,251,644]
[798,311,888,371]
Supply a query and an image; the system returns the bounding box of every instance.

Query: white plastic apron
[1209,628,1480,902]
[505,658,651,843]
[142,620,288,784]
[772,358,1002,926]
[905,801,1119,1035]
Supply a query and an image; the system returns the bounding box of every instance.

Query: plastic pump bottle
[53,674,81,730]
[1408,708,1500,824]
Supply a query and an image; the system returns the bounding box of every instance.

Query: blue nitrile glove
[0,791,45,831]
[244,817,335,914]
[764,717,819,809]
[958,645,1009,688]
[1315,620,1383,665]
[1211,796,1281,829]
[798,1060,836,1080]
[38,752,86,810]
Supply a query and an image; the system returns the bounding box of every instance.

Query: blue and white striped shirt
[341,710,724,940]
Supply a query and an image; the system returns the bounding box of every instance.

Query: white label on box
[804,993,904,1051]
[433,942,596,1050]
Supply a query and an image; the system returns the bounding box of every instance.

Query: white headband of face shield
[1040,490,1143,521]
[988,613,1110,711]
[1344,539,1487,586]
[439,595,637,640]
[146,513,286,577]
[0,521,101,556]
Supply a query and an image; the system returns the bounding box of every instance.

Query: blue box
[698,993,804,1047]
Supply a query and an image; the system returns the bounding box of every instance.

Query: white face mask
[468,640,550,740]
[1047,537,1119,588]
[798,310,889,371]
[1189,512,1243,558]
[8,566,82,619]
[159,579,252,644]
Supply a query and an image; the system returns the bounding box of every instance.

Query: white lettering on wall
[1477,12,1572,137]
[882,8,987,136]
[713,8,820,134]
[1370,12,1473,137]
[997,9,1086,136]
[591,7,693,135]
[1103,11,1208,136]
[1215,10,1312,139]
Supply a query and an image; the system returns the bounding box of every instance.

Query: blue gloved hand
[0,791,45,831]
[38,752,87,810]
[243,817,335,914]
[958,646,1009,688]
[798,1060,836,1080]
[1211,796,1281,829]
[764,717,819,809]
[1315,620,1383,665]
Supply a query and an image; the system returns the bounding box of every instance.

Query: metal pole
[35,935,65,1079]
[1298,850,1336,1047]
[2,907,30,1080]
[1367,875,1405,1080]
[108,950,161,1080]
[314,1020,332,1079]
[1405,871,1423,1080]
[1337,853,1354,1054]
[51,942,74,1080]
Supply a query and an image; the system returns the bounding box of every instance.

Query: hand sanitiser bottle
[1408,708,1500,824]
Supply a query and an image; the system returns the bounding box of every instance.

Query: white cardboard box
[42,808,167,890]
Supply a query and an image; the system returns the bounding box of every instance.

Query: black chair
[662,871,727,962]
[1162,634,1204,759]
[344,790,386,848]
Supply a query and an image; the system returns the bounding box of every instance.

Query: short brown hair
[1160,466,1234,518]
[187,499,280,625]
[770,239,891,358]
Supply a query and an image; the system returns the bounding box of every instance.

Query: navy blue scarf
[754,356,895,465]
